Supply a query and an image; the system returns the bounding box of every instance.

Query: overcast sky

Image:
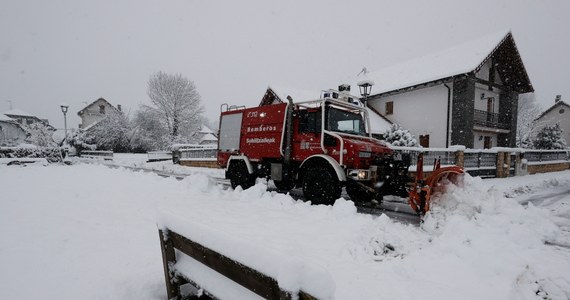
[1,0,569,130]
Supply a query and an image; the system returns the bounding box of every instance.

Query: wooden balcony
[473,109,509,130]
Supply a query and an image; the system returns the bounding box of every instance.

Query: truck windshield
[326,106,368,136]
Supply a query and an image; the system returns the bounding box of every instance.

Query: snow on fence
[522,149,570,164]
[158,229,317,300]
[179,145,217,161]
[146,151,172,162]
[80,150,113,160]
[391,146,459,168]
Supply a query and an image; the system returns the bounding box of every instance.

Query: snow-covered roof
[536,100,570,121]
[3,109,37,118]
[78,97,120,115]
[0,114,15,122]
[357,30,533,96]
[199,125,214,134]
[200,133,218,143]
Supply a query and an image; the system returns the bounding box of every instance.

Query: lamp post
[358,80,374,107]
[60,104,69,144]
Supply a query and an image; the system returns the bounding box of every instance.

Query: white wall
[474,83,501,112]
[79,99,117,129]
[0,121,27,146]
[472,132,497,149]
[536,103,570,146]
[369,84,451,148]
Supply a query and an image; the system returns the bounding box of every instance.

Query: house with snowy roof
[259,85,393,135]
[196,125,218,145]
[359,30,533,149]
[534,95,570,146]
[77,98,122,130]
[0,114,27,146]
[3,109,52,128]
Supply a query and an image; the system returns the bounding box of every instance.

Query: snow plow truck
[217,93,463,215]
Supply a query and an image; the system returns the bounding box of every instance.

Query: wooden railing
[158,229,317,300]
[80,150,113,160]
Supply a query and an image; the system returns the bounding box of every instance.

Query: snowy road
[1,162,570,299]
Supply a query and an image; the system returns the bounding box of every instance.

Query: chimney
[117,104,122,112]
[338,84,350,92]
[555,95,561,103]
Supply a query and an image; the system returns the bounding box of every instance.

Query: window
[26,119,33,125]
[385,101,393,115]
[484,136,492,149]
[560,108,565,114]
[99,105,105,114]
[419,135,429,148]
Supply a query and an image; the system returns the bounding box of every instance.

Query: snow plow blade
[408,153,464,215]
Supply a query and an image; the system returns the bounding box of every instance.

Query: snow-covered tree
[146,71,204,144]
[67,129,96,154]
[89,110,132,152]
[532,123,567,150]
[516,93,543,148]
[23,122,56,147]
[382,124,419,147]
[130,106,171,151]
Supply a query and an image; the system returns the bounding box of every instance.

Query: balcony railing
[473,109,509,130]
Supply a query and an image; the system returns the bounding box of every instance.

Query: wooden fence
[158,229,316,300]
[79,150,113,160]
[392,147,570,178]
[147,151,172,162]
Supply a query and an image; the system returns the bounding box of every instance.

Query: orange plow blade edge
[408,166,464,215]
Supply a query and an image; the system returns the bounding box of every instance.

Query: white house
[3,109,52,127]
[359,30,533,149]
[535,96,570,146]
[77,98,121,130]
[0,114,27,146]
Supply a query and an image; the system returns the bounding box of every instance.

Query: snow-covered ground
[1,161,569,299]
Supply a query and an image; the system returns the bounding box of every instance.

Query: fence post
[454,150,464,168]
[159,230,181,300]
[496,152,505,178]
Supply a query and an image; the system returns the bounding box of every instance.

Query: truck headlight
[358,170,368,180]
[348,169,370,180]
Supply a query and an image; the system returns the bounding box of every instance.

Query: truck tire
[302,166,341,205]
[229,160,256,190]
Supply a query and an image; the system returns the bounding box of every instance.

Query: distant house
[360,30,533,149]
[197,125,218,145]
[77,98,121,130]
[259,85,392,136]
[0,114,27,146]
[535,96,570,146]
[3,109,52,128]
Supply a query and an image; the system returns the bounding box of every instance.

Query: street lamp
[60,104,69,144]
[358,80,374,107]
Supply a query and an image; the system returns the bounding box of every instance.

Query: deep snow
[1,162,569,299]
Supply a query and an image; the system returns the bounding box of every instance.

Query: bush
[0,145,64,163]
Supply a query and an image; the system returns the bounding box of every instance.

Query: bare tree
[147,71,204,143]
[516,93,543,148]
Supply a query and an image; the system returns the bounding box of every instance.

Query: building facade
[534,97,570,147]
[363,31,533,149]
[77,98,121,129]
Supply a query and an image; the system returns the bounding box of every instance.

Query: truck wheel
[302,167,341,205]
[273,180,295,191]
[229,161,256,190]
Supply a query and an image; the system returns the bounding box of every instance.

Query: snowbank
[1,163,569,299]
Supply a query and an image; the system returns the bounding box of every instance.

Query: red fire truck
[217,95,463,214]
